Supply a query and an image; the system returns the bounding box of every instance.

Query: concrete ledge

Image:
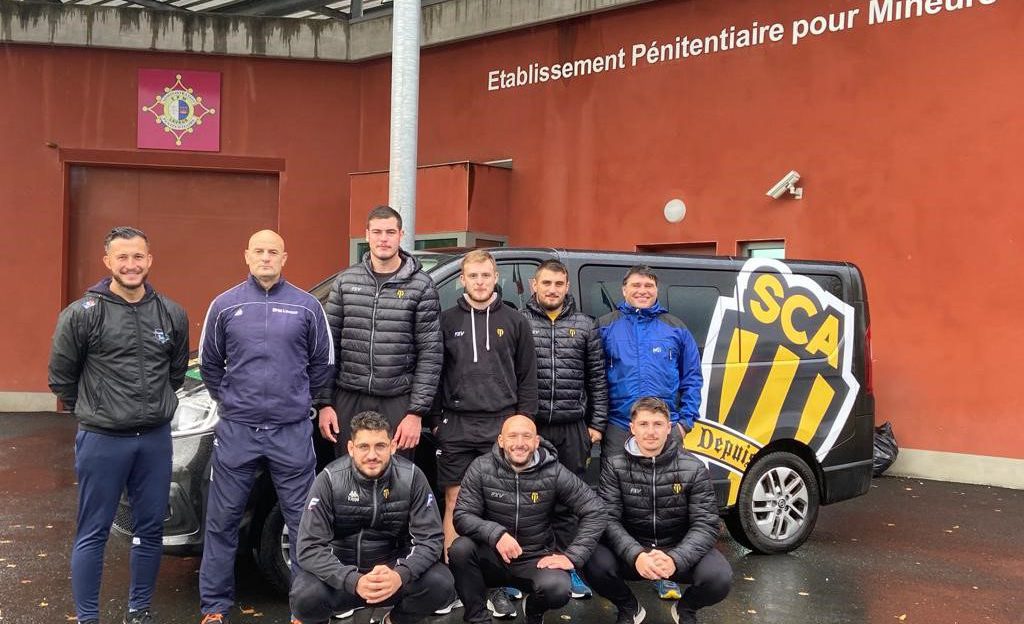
[888,448,1024,490]
[1,0,652,61]
[0,391,57,412]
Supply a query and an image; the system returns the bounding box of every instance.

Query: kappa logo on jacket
[347,490,360,502]
[153,328,170,344]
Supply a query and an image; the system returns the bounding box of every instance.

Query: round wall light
[663,198,687,223]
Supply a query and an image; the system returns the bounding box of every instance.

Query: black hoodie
[437,293,538,417]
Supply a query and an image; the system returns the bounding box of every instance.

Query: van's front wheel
[725,452,819,554]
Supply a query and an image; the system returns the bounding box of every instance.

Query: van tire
[726,451,819,554]
[256,503,292,595]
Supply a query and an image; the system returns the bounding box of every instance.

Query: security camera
[766,170,803,200]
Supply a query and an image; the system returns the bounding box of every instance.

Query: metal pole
[389,0,420,251]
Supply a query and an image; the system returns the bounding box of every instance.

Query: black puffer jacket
[48,279,189,433]
[599,434,721,573]
[295,454,443,592]
[523,294,608,429]
[453,439,606,568]
[320,250,442,415]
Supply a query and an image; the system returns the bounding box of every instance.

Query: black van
[114,248,874,592]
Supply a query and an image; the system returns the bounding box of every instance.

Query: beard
[111,271,147,291]
[538,297,564,312]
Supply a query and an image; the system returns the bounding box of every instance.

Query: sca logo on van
[686,258,860,505]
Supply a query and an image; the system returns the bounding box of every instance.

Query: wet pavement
[0,412,1020,624]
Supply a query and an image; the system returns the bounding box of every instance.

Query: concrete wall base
[0,392,57,412]
[888,448,1024,490]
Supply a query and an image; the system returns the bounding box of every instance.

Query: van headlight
[172,389,219,436]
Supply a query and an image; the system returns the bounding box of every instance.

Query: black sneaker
[615,603,646,624]
[79,620,99,624]
[487,588,518,618]
[525,614,544,624]
[671,602,698,624]
[125,608,155,624]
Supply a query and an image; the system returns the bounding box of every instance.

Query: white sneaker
[434,598,463,615]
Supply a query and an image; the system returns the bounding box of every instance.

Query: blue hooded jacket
[598,301,703,431]
[199,275,335,427]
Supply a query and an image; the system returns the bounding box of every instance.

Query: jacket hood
[360,248,422,284]
[87,277,156,304]
[489,437,559,474]
[617,299,667,318]
[525,293,578,320]
[625,429,682,467]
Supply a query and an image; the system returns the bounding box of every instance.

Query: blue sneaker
[569,570,593,599]
[656,579,682,600]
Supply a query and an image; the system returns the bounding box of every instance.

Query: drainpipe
[389,0,420,251]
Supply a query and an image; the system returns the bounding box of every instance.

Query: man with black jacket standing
[198,230,335,624]
[290,411,456,624]
[581,398,732,624]
[435,250,538,565]
[449,415,606,624]
[318,205,442,456]
[522,259,608,599]
[49,226,189,624]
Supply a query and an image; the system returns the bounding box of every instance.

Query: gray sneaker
[434,598,463,615]
[487,588,517,618]
[125,608,154,624]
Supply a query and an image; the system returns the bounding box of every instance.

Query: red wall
[3,0,1023,461]
[352,0,1024,459]
[0,46,361,392]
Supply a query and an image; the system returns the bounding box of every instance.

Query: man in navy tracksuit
[198,230,334,624]
[49,226,189,624]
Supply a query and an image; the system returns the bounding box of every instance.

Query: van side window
[578,265,730,354]
[435,260,539,311]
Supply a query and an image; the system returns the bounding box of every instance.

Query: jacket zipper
[264,289,270,420]
[548,319,557,424]
[368,281,383,392]
[132,305,147,418]
[356,478,379,571]
[651,457,658,546]
[514,473,521,538]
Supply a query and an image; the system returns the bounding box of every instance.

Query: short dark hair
[104,226,148,252]
[366,205,402,230]
[350,410,392,438]
[534,259,568,278]
[623,265,658,286]
[630,397,671,421]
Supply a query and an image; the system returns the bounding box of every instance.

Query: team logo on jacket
[673,483,682,494]
[687,257,860,505]
[153,328,170,344]
[308,497,320,510]
[396,290,405,299]
[382,488,390,500]
[568,328,576,337]
[234,308,243,317]
[81,298,97,310]
[347,490,360,502]
[530,492,540,503]
[454,331,465,337]
[496,328,505,338]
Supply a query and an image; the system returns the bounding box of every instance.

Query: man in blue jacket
[197,230,335,624]
[597,265,702,601]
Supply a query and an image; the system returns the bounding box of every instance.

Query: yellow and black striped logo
[685,258,860,504]
[530,491,540,503]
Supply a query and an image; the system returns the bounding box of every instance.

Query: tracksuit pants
[581,543,732,613]
[448,537,572,624]
[290,562,456,624]
[199,418,316,615]
[72,423,172,622]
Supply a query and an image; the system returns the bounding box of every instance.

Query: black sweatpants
[289,562,456,624]
[333,388,412,457]
[535,419,591,476]
[448,537,571,623]
[580,543,732,612]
